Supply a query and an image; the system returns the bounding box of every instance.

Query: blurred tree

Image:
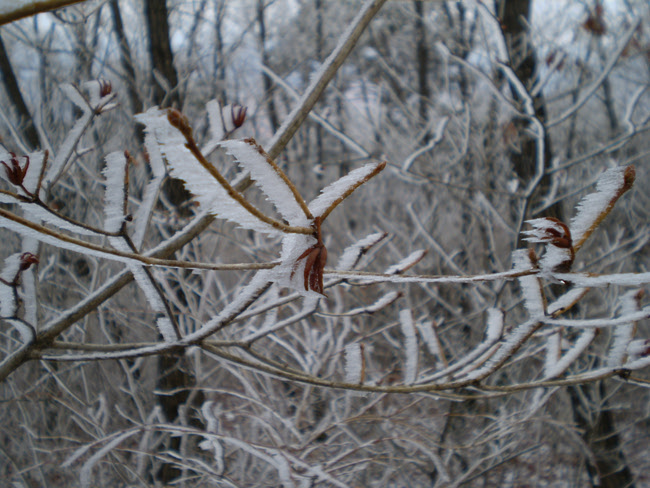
[0,1,648,486]
[0,34,39,150]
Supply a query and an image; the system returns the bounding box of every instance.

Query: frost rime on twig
[62,429,139,488]
[523,218,574,274]
[607,290,643,367]
[204,100,226,152]
[199,401,225,474]
[276,161,385,295]
[136,108,280,235]
[544,329,596,379]
[0,253,21,317]
[417,319,446,368]
[336,232,387,271]
[344,343,363,384]
[44,84,93,187]
[132,126,166,249]
[570,165,635,251]
[19,150,46,196]
[103,152,128,233]
[449,308,503,380]
[547,287,589,316]
[19,238,38,328]
[543,331,561,377]
[218,138,308,225]
[103,152,178,341]
[307,161,386,220]
[464,319,540,382]
[109,238,164,312]
[399,309,418,384]
[512,250,545,318]
[20,205,100,236]
[44,82,116,188]
[342,291,401,316]
[385,249,427,275]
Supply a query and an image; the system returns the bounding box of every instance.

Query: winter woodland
[1,0,649,486]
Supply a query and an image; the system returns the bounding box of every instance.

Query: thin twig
[267,0,389,160]
[169,110,313,235]
[319,161,386,221]
[0,206,277,269]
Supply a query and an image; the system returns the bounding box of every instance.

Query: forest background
[0,0,649,486]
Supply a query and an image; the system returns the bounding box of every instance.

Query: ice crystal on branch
[521,165,635,279]
[103,151,128,233]
[344,343,364,384]
[139,104,385,296]
[399,309,418,384]
[570,165,635,251]
[218,138,308,225]
[524,217,574,274]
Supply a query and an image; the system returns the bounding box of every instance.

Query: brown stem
[573,165,635,253]
[168,110,313,235]
[244,138,313,219]
[319,161,386,222]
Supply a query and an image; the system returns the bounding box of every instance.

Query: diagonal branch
[266,0,388,160]
[0,0,88,26]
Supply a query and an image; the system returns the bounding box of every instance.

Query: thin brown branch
[0,0,87,26]
[319,161,386,222]
[0,206,277,270]
[168,110,313,235]
[573,165,636,252]
[243,137,313,219]
[266,0,389,161]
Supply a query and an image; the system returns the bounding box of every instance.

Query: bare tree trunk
[499,0,561,238]
[144,0,180,109]
[499,2,634,485]
[145,0,190,212]
[109,0,142,114]
[499,0,552,192]
[314,0,324,170]
[413,0,430,142]
[0,34,40,150]
[568,383,636,488]
[257,0,279,133]
[212,0,227,102]
[143,2,196,483]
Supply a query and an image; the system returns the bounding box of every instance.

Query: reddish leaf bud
[230,104,247,129]
[622,165,636,193]
[99,79,112,97]
[167,108,192,138]
[523,217,575,273]
[19,252,39,272]
[524,217,572,249]
[1,153,29,187]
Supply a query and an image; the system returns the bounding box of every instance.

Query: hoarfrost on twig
[344,343,363,384]
[399,309,418,384]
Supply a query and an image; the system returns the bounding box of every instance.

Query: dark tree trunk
[144,0,180,109]
[499,2,635,485]
[414,0,430,142]
[156,352,204,483]
[143,2,197,483]
[568,383,636,488]
[144,0,190,211]
[499,0,553,196]
[110,0,142,114]
[314,0,324,170]
[213,0,227,102]
[257,0,279,133]
[0,34,40,151]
